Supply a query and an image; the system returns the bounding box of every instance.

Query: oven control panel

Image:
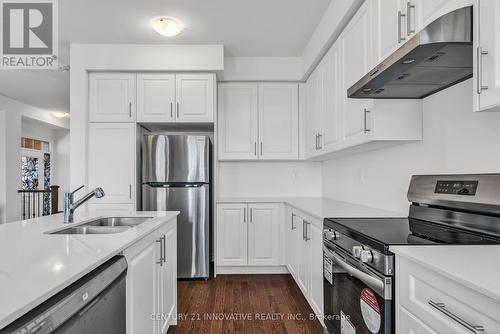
[435,180,478,196]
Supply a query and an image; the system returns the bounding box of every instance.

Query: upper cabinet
[373,0,408,62]
[218,82,299,161]
[305,0,422,160]
[137,74,175,123]
[89,73,136,122]
[475,0,500,112]
[175,74,215,122]
[91,72,215,123]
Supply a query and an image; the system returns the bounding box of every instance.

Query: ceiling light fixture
[151,17,183,37]
[51,111,69,118]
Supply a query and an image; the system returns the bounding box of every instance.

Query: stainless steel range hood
[348,6,472,99]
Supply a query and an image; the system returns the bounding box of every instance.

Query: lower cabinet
[124,221,177,334]
[396,255,500,333]
[285,207,324,317]
[217,202,282,269]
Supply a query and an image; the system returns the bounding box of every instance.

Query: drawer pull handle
[428,300,484,333]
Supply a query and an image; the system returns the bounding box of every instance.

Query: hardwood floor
[167,274,324,334]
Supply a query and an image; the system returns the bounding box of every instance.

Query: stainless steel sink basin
[51,225,132,235]
[49,217,153,235]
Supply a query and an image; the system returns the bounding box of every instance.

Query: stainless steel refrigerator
[142,135,211,279]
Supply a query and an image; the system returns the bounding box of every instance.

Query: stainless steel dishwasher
[0,256,127,334]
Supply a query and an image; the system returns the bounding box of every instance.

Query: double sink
[50,217,152,235]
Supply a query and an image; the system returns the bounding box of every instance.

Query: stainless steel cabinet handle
[260,142,263,155]
[243,208,246,223]
[176,102,180,118]
[428,301,484,333]
[128,102,132,118]
[291,213,296,230]
[477,47,489,94]
[318,134,323,149]
[170,102,173,118]
[250,208,253,222]
[254,142,257,156]
[315,134,319,150]
[304,221,311,241]
[302,221,306,240]
[162,235,166,264]
[407,2,415,36]
[398,11,406,43]
[156,237,163,266]
[129,184,132,199]
[364,109,371,133]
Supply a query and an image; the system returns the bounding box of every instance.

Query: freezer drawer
[143,184,210,278]
[142,135,210,183]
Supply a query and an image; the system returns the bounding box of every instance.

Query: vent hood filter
[348,6,472,99]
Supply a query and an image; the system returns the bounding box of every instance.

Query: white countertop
[217,196,404,219]
[390,245,500,302]
[0,210,179,329]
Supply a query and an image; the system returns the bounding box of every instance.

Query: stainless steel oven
[323,230,393,334]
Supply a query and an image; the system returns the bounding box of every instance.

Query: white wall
[218,162,322,198]
[321,80,500,214]
[52,130,70,210]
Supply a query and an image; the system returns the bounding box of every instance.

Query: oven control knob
[324,230,337,241]
[360,250,374,263]
[352,246,363,258]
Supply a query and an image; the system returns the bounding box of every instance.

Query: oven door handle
[328,249,385,297]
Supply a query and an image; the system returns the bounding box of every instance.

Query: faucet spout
[63,187,105,224]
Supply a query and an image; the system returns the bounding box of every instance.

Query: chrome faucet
[63,186,105,224]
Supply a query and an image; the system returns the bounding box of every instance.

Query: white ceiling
[0,0,331,112]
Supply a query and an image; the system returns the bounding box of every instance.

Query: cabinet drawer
[398,257,500,333]
[398,306,437,334]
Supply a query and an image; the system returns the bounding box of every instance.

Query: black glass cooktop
[324,217,500,254]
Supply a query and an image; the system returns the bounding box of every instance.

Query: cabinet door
[286,210,300,279]
[218,83,259,160]
[137,74,175,123]
[309,222,324,316]
[126,241,159,334]
[414,0,451,32]
[341,1,375,145]
[89,73,136,122]
[306,65,324,157]
[373,0,405,62]
[160,227,177,333]
[296,216,310,295]
[216,204,248,266]
[476,0,500,111]
[175,74,214,122]
[258,83,299,160]
[248,203,280,266]
[88,123,135,204]
[322,42,342,152]
[398,307,438,334]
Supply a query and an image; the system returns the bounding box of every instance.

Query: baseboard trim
[216,265,289,274]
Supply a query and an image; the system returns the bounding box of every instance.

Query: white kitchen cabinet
[175,74,215,122]
[306,63,324,157]
[247,203,281,266]
[475,0,500,112]
[414,0,454,32]
[309,222,324,316]
[296,215,310,295]
[341,0,375,146]
[288,208,323,317]
[321,41,342,153]
[216,203,248,266]
[125,235,161,334]
[217,83,259,160]
[285,209,300,279]
[88,123,135,204]
[89,73,136,122]
[125,221,177,334]
[218,82,299,161]
[137,74,175,123]
[373,0,407,62]
[396,255,500,333]
[399,306,438,334]
[258,83,299,160]
[160,226,177,332]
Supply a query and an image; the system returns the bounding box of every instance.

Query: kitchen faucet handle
[71,185,85,196]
